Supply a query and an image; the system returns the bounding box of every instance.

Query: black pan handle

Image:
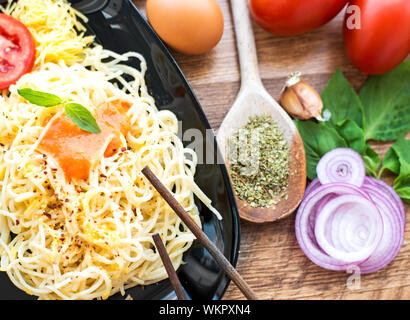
[68,0,109,14]
[69,0,155,55]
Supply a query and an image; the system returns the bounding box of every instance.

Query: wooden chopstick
[142,166,259,300]
[152,233,187,300]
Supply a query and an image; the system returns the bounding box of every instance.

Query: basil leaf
[360,61,410,141]
[294,120,347,180]
[321,69,365,129]
[64,103,101,134]
[396,189,410,204]
[362,144,381,177]
[394,175,410,204]
[380,137,410,202]
[18,88,63,107]
[379,147,400,177]
[381,136,410,176]
[335,119,366,154]
[392,137,410,174]
[334,119,380,176]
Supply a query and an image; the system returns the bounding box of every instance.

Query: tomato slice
[0,14,35,90]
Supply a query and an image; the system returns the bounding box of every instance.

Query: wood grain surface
[133,1,410,300]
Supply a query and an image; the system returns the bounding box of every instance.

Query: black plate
[0,0,240,300]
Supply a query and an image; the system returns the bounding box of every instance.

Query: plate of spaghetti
[0,0,239,300]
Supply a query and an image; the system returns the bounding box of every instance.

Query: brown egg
[146,0,224,55]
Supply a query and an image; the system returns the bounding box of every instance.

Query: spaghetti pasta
[0,0,220,300]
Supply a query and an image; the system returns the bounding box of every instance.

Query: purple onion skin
[296,176,405,275]
[364,177,405,221]
[295,182,372,271]
[357,180,405,274]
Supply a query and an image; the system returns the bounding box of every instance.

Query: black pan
[0,0,240,300]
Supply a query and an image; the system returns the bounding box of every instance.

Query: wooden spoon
[216,0,306,223]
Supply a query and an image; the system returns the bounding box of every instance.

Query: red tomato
[343,0,410,75]
[250,0,349,36]
[0,14,35,90]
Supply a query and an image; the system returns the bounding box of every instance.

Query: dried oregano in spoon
[227,115,290,208]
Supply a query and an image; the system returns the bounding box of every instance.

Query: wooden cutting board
[134,1,410,300]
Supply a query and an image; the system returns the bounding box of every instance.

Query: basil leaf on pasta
[18,88,63,107]
[64,103,101,134]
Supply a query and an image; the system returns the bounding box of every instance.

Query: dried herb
[228,115,290,208]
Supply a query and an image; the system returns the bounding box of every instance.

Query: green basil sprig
[64,103,100,133]
[379,137,410,203]
[360,62,410,141]
[295,61,410,202]
[18,88,101,134]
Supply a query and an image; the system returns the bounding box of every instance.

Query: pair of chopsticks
[143,166,258,300]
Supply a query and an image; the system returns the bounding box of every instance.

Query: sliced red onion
[303,178,321,199]
[296,147,406,274]
[314,194,383,264]
[364,176,405,222]
[357,183,404,274]
[296,163,405,274]
[316,148,365,187]
[295,182,372,271]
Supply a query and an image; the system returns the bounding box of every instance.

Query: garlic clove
[280,73,324,121]
[280,86,312,119]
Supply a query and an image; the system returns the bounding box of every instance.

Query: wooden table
[134,1,410,300]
